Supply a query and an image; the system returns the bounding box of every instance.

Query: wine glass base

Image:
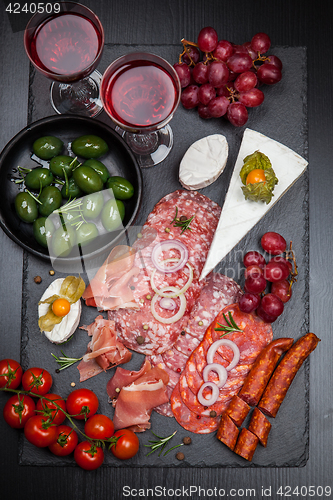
[50,70,103,118]
[116,125,174,168]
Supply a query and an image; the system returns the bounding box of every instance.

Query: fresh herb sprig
[171,207,195,234]
[51,351,83,371]
[144,430,183,456]
[214,311,243,336]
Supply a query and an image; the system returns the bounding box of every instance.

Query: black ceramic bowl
[0,115,143,267]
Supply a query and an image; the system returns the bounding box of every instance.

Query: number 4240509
[6,3,60,14]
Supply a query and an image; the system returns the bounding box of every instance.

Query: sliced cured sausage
[248,407,272,447]
[258,332,320,417]
[238,337,294,406]
[216,412,239,451]
[234,428,259,461]
[225,395,251,427]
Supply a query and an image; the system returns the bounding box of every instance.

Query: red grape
[234,71,258,92]
[213,40,234,62]
[264,260,290,282]
[183,46,200,65]
[181,85,200,109]
[198,83,216,105]
[192,62,209,84]
[244,275,267,294]
[197,27,218,53]
[271,280,292,303]
[261,293,284,317]
[239,292,261,313]
[256,303,278,323]
[207,96,229,117]
[227,53,253,73]
[173,62,191,88]
[265,55,282,70]
[251,32,271,54]
[244,265,264,279]
[227,102,248,126]
[270,256,293,273]
[198,104,212,119]
[243,250,266,268]
[261,232,287,254]
[257,63,282,84]
[238,88,264,107]
[242,41,257,60]
[216,85,231,97]
[208,60,229,87]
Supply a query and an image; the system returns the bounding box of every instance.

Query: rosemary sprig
[51,350,83,371]
[171,207,195,234]
[144,430,183,456]
[214,311,243,335]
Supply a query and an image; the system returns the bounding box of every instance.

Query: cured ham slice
[77,315,132,381]
[108,360,169,432]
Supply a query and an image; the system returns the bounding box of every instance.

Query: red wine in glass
[24,3,104,117]
[101,53,181,167]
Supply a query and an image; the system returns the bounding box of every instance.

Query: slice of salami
[161,348,189,373]
[171,382,221,434]
[173,331,201,357]
[155,190,221,219]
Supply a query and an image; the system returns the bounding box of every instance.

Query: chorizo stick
[234,428,259,461]
[217,412,239,451]
[238,337,294,406]
[258,332,320,418]
[226,395,251,427]
[248,407,271,447]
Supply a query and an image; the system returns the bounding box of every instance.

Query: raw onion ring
[151,240,188,273]
[150,260,193,298]
[206,339,240,371]
[197,381,219,406]
[159,297,177,310]
[151,287,186,324]
[202,363,228,388]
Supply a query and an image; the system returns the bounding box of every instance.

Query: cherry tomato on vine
[24,415,58,447]
[111,428,139,460]
[84,414,114,440]
[36,393,66,425]
[74,441,104,470]
[0,359,23,389]
[21,367,53,396]
[48,425,79,456]
[3,394,36,429]
[66,388,99,420]
[52,298,71,317]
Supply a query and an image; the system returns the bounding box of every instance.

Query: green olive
[72,165,103,194]
[61,177,83,199]
[24,168,54,190]
[38,186,62,217]
[83,159,110,184]
[49,155,79,179]
[33,217,54,248]
[81,191,104,219]
[71,135,108,159]
[32,136,63,160]
[101,198,125,232]
[51,224,76,257]
[106,176,134,200]
[76,222,99,247]
[14,191,38,223]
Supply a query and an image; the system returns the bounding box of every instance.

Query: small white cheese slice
[179,134,228,190]
[38,278,82,344]
[200,128,308,280]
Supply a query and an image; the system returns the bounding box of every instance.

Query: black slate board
[19,44,308,467]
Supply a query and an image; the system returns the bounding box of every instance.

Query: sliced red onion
[150,260,193,298]
[197,381,219,406]
[203,363,228,388]
[151,287,186,324]
[207,339,240,371]
[159,297,177,310]
[151,240,189,273]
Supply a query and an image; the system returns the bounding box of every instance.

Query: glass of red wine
[24,2,104,117]
[100,52,181,167]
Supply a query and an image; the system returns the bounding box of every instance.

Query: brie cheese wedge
[38,278,82,344]
[179,134,228,190]
[200,128,308,280]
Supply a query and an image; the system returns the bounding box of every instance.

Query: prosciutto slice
[108,360,169,432]
[77,315,132,381]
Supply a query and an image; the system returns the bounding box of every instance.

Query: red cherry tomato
[3,394,36,429]
[66,388,99,420]
[24,415,58,447]
[0,359,23,389]
[21,367,53,396]
[84,414,114,440]
[111,429,139,460]
[36,393,66,425]
[48,425,79,456]
[74,441,104,470]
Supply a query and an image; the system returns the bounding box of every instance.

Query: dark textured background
[0,1,331,498]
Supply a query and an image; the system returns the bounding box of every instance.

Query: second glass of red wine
[100,52,181,167]
[24,2,104,117]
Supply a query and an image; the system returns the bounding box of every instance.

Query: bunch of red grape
[174,27,282,127]
[239,232,297,323]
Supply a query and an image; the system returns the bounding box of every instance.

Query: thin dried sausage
[248,407,271,447]
[225,395,251,427]
[234,428,259,461]
[217,413,239,450]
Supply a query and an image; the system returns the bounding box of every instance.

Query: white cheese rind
[179,134,228,190]
[200,128,308,280]
[38,278,81,344]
